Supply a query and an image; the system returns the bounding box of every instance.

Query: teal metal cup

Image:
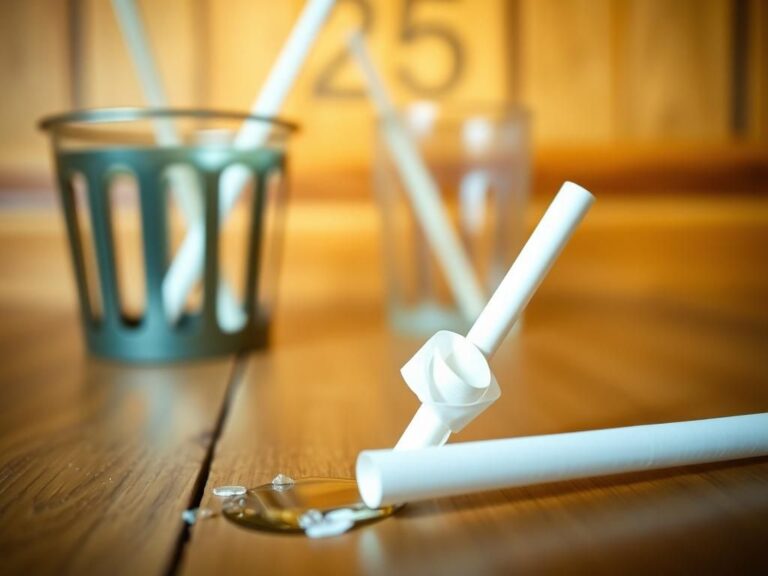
[40,108,297,362]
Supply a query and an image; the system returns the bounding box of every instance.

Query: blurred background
[1,0,766,202]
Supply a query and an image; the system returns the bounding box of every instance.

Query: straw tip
[356,452,382,508]
[559,181,596,205]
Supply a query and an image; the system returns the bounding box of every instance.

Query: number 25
[398,0,464,96]
[314,0,464,98]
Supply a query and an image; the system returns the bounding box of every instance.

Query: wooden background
[1,0,767,194]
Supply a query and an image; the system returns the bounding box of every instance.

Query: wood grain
[178,194,768,575]
[615,0,733,140]
[204,0,510,177]
[749,0,768,139]
[519,0,614,142]
[0,213,234,576]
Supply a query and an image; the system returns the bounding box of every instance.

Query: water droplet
[271,473,295,491]
[213,485,247,498]
[181,507,216,525]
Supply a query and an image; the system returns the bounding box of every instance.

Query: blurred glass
[375,102,531,335]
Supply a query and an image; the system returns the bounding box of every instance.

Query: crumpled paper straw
[358,412,768,508]
[395,331,500,449]
[395,182,594,450]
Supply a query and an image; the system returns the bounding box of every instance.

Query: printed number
[313,0,373,99]
[314,0,465,99]
[397,0,464,96]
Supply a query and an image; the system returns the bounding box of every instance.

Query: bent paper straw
[162,0,336,327]
[346,31,486,322]
[467,181,594,357]
[358,412,768,508]
[395,330,499,450]
[394,182,594,450]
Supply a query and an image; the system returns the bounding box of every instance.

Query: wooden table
[1,193,767,575]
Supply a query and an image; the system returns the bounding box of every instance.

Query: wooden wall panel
[519,0,614,143]
[205,0,297,110]
[205,0,510,176]
[0,0,760,192]
[80,0,201,107]
[615,0,732,140]
[389,0,511,104]
[205,0,387,176]
[748,0,768,139]
[0,0,71,172]
[282,0,398,176]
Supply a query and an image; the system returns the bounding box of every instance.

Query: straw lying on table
[358,412,768,508]
[161,0,337,329]
[346,30,486,323]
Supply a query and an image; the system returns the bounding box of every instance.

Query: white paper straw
[396,405,453,449]
[232,0,337,153]
[459,117,493,234]
[395,330,497,450]
[467,181,594,358]
[162,0,336,327]
[392,183,593,451]
[459,171,489,234]
[111,0,244,327]
[111,0,178,146]
[218,0,337,216]
[110,0,204,222]
[346,31,486,322]
[406,100,438,138]
[358,412,768,508]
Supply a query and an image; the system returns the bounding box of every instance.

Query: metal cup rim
[38,107,299,134]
